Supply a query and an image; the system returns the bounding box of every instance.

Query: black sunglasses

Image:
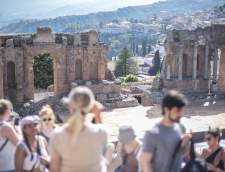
[205,137,212,141]
[42,118,52,122]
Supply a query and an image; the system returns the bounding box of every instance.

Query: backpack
[181,139,208,172]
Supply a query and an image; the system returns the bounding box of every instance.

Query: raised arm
[2,123,20,145]
[15,144,26,172]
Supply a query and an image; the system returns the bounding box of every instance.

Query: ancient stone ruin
[0,27,109,104]
[161,24,225,93]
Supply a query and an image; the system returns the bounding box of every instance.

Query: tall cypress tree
[153,50,161,75]
[115,47,138,77]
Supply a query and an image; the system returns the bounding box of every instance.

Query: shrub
[33,53,53,89]
[124,74,138,83]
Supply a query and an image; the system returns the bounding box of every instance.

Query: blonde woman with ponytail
[50,87,108,172]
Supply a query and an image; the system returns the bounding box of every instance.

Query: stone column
[98,45,107,80]
[218,48,225,91]
[204,45,209,79]
[166,65,171,80]
[178,45,183,80]
[0,51,3,99]
[26,57,35,100]
[15,49,24,103]
[192,42,198,80]
[213,48,218,83]
[82,48,90,80]
[54,55,67,96]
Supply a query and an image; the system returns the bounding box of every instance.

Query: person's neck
[126,139,139,150]
[161,117,174,128]
[210,144,220,152]
[43,126,53,132]
[27,135,36,144]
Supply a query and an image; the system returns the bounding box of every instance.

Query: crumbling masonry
[162,24,225,93]
[0,27,109,104]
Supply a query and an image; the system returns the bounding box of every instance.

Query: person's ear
[164,107,169,115]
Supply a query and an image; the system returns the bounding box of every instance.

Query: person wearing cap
[0,99,20,172]
[50,86,108,172]
[114,125,142,172]
[15,115,50,172]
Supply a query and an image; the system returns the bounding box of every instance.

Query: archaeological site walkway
[102,104,225,143]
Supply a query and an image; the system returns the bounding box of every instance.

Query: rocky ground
[17,89,225,143]
[102,100,225,142]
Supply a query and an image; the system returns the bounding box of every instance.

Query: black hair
[162,90,188,115]
[207,127,222,141]
[22,131,41,161]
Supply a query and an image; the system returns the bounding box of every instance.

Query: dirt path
[102,100,225,142]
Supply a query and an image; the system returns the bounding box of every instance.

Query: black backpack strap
[0,122,9,152]
[206,147,223,163]
[0,138,9,152]
[169,140,182,172]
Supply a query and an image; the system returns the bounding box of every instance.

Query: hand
[40,156,50,166]
[181,133,192,147]
[91,101,103,114]
[207,163,216,171]
[91,102,104,123]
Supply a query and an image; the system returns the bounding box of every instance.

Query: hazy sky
[63,0,163,6]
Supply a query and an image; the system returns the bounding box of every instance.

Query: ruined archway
[33,53,54,101]
[75,59,82,80]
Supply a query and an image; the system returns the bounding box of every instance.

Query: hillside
[0,0,224,33]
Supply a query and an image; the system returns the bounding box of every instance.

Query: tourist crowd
[0,87,224,172]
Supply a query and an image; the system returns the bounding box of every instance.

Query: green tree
[33,53,53,89]
[115,47,138,77]
[153,50,161,75]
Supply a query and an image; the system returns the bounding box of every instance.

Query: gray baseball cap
[118,125,136,144]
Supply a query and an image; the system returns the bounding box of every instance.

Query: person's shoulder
[38,135,48,143]
[145,122,161,135]
[88,123,107,133]
[1,121,13,129]
[51,125,66,138]
[1,122,15,135]
[174,123,186,133]
[87,123,108,140]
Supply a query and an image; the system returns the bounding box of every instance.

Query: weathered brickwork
[0,27,109,104]
[162,24,225,92]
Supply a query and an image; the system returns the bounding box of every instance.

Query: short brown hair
[0,99,12,116]
[162,90,188,115]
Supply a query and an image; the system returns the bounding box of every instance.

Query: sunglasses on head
[42,118,52,122]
